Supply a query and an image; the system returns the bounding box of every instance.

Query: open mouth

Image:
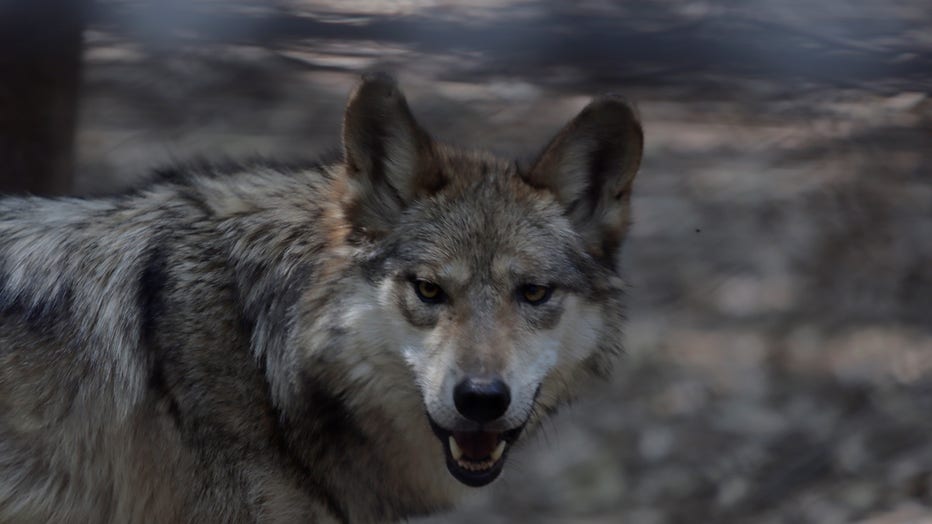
[428,418,525,487]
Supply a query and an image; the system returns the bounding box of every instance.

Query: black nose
[453,377,511,423]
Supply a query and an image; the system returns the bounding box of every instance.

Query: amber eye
[413,279,446,304]
[519,284,552,305]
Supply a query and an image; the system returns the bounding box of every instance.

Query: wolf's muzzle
[426,377,529,487]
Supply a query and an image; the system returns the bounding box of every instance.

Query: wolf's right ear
[524,96,643,269]
[342,73,443,236]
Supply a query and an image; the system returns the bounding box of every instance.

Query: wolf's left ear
[342,73,443,236]
[524,96,643,268]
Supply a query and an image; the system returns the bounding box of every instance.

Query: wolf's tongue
[452,431,499,460]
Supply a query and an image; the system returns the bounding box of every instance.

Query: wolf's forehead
[413,197,558,255]
[403,214,578,287]
[387,158,583,280]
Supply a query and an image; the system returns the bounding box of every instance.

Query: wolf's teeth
[449,436,463,460]
[491,441,506,461]
[456,458,494,471]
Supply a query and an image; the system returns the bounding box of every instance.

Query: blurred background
[1,0,930,522]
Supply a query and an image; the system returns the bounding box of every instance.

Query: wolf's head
[333,73,642,488]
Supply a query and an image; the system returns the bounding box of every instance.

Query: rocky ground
[75,1,931,522]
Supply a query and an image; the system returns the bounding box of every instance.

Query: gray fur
[0,74,643,523]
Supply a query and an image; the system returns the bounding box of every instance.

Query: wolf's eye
[519,284,552,305]
[413,279,446,304]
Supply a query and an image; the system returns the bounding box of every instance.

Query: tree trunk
[0,0,87,196]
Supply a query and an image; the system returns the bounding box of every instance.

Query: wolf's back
[0,193,177,401]
[0,189,184,519]
[0,166,335,521]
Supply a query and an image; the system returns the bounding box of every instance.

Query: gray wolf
[0,73,643,522]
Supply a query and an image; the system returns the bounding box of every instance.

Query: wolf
[0,73,643,522]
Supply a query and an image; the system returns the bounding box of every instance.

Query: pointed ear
[524,95,643,268]
[342,73,444,236]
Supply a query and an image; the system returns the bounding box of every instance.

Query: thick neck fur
[209,167,466,520]
[181,164,467,520]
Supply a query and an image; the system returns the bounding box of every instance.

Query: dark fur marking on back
[137,245,184,425]
[138,245,168,349]
[0,255,75,334]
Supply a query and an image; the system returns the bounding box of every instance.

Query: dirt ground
[74,1,931,522]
